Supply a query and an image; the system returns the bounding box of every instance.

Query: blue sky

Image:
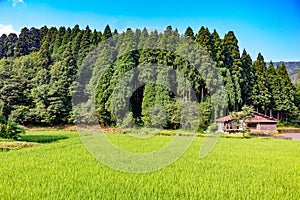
[0,0,299,61]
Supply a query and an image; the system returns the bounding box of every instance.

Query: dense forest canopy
[0,24,299,128]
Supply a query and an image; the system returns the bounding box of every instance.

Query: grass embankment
[0,130,299,199]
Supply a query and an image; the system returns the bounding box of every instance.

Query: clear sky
[0,0,299,61]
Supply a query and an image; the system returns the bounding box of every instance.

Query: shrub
[121,112,135,129]
[0,116,25,140]
[207,123,218,133]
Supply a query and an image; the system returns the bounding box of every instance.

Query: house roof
[216,111,279,123]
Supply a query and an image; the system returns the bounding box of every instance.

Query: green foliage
[0,101,3,115]
[195,26,213,55]
[199,98,212,130]
[148,104,167,128]
[102,25,112,41]
[276,62,298,120]
[0,117,25,139]
[141,83,157,126]
[223,31,243,110]
[207,123,218,133]
[0,24,299,127]
[231,105,254,137]
[121,112,135,129]
[184,26,195,39]
[251,53,270,111]
[241,49,254,104]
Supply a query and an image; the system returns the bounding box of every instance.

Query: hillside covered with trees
[0,25,299,128]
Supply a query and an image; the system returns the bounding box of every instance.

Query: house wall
[258,123,277,131]
[217,122,224,133]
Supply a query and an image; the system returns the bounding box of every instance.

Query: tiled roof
[216,111,279,122]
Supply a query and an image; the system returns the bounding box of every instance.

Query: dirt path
[281,134,300,141]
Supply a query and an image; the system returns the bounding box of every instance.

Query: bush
[0,116,25,140]
[207,123,218,133]
[9,105,32,124]
[277,121,299,128]
[121,112,135,129]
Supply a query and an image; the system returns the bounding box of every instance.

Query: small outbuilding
[216,111,279,133]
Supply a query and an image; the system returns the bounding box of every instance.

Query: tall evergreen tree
[211,29,223,65]
[251,53,270,112]
[102,25,112,41]
[223,31,243,110]
[28,27,42,52]
[78,26,92,64]
[46,43,77,124]
[266,61,278,117]
[184,26,195,39]
[276,62,298,120]
[91,29,101,46]
[0,34,7,59]
[14,27,30,57]
[53,26,66,51]
[62,27,72,45]
[4,33,18,57]
[241,49,254,105]
[72,30,84,60]
[195,26,213,55]
[70,24,80,41]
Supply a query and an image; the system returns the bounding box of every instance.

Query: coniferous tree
[37,30,52,69]
[1,24,299,126]
[195,26,213,55]
[223,31,242,110]
[70,24,80,41]
[72,30,84,60]
[39,26,49,39]
[62,27,72,45]
[91,29,101,46]
[78,26,92,64]
[266,61,278,117]
[102,25,112,41]
[46,42,76,124]
[113,29,118,35]
[53,26,66,52]
[241,49,254,105]
[28,27,42,52]
[184,27,195,39]
[138,28,148,50]
[276,62,298,120]
[4,33,18,57]
[211,29,223,65]
[154,67,174,128]
[0,34,7,59]
[14,27,30,57]
[251,53,270,113]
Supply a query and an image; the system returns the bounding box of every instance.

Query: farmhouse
[216,111,279,133]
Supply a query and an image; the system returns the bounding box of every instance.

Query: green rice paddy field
[0,131,299,199]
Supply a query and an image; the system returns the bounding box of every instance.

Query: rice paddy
[0,130,299,199]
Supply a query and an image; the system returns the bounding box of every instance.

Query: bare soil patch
[0,142,41,150]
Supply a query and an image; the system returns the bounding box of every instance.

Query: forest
[0,24,299,129]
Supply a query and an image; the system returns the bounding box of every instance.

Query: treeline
[0,24,299,127]
[0,25,112,125]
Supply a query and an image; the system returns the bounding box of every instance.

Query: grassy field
[0,130,299,199]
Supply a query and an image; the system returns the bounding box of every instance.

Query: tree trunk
[270,109,273,117]
[201,86,204,100]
